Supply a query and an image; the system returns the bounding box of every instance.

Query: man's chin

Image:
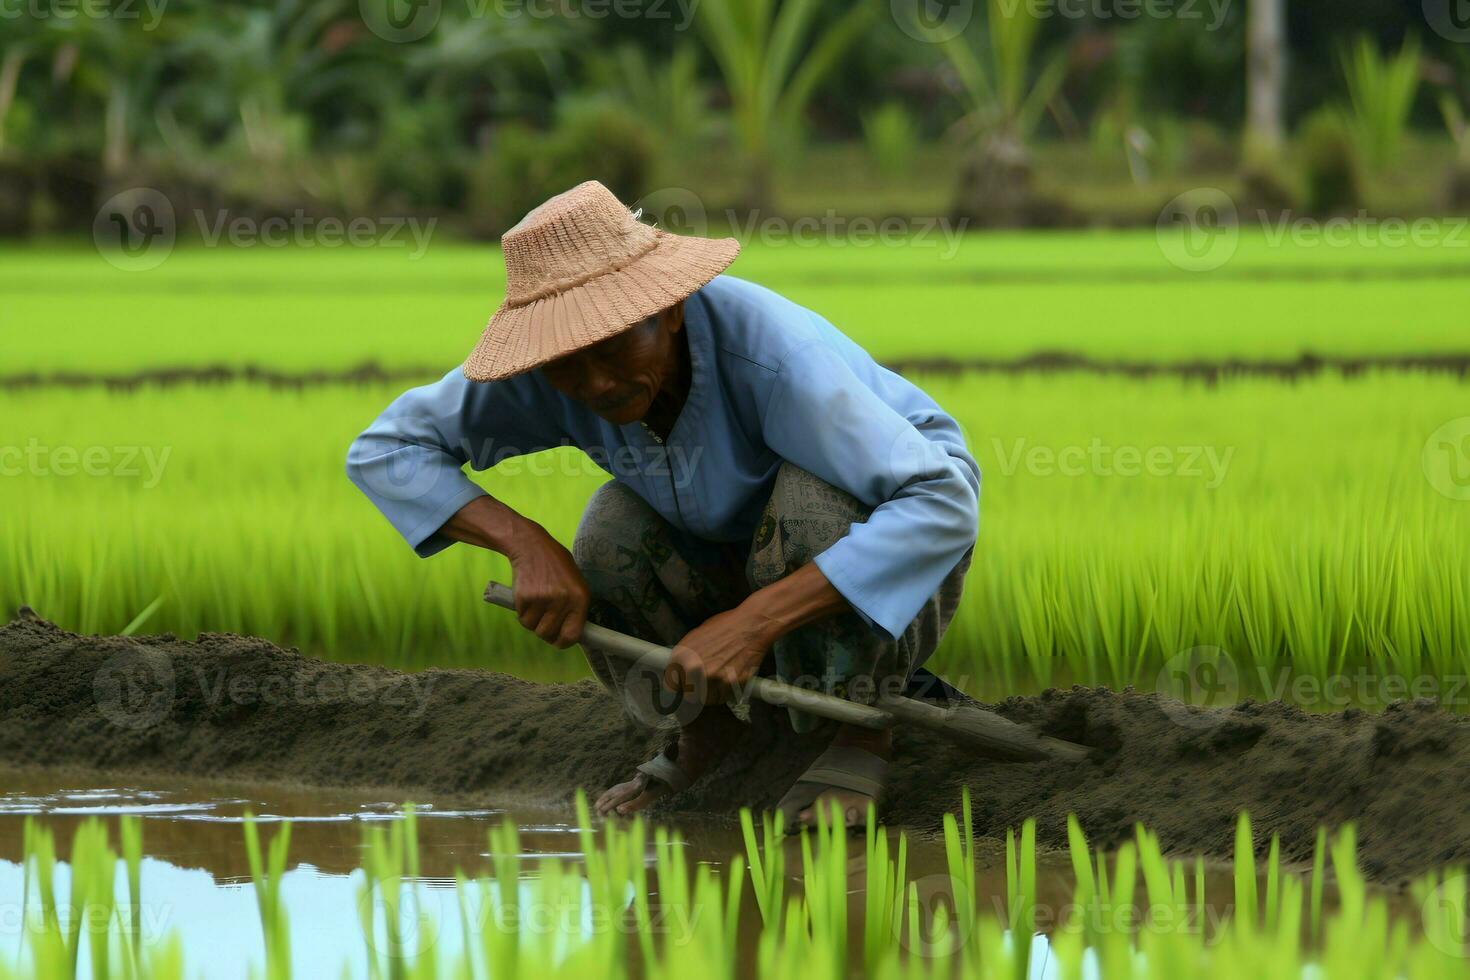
[599,403,646,426]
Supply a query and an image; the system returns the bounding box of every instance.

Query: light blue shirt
[346,275,980,640]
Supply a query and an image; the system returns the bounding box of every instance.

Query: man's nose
[580,366,618,400]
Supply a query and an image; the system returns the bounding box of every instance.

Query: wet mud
[3,612,1467,885]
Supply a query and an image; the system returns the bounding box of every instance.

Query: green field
[3,235,1467,703]
[4,229,1470,374]
[5,353,1466,701]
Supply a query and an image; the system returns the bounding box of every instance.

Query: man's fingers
[554,606,587,649]
[532,606,566,643]
[516,599,545,632]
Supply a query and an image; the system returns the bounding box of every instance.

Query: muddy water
[0,766,1426,980]
[0,767,1088,978]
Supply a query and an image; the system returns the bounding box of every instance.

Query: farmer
[346,181,979,828]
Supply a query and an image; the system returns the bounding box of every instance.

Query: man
[347,181,979,828]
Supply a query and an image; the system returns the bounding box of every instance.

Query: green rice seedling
[118,816,142,971]
[1001,816,1035,978]
[1234,812,1258,933]
[1308,825,1330,939]
[861,805,912,975]
[797,805,849,966]
[12,805,1470,979]
[941,788,977,958]
[738,807,786,929]
[13,816,185,980]
[1263,834,1282,930]
[1065,815,1098,946]
[65,819,117,979]
[242,813,293,980]
[10,371,1469,707]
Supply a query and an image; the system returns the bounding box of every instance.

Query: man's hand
[667,607,775,705]
[506,522,590,648]
[439,495,590,648]
[668,563,852,704]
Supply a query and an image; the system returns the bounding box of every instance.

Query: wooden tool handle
[483,581,895,730]
[482,580,1089,763]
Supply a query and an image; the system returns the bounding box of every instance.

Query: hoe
[485,581,1089,763]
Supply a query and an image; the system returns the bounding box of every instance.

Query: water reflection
[0,767,1385,980]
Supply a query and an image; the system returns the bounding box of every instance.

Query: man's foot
[793,724,893,830]
[594,704,745,817]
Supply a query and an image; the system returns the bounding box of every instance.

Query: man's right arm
[436,496,589,648]
[345,368,589,647]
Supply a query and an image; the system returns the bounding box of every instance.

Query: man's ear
[661,301,685,335]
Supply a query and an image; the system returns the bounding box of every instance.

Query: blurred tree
[1245,0,1286,163]
[1338,34,1421,175]
[1241,0,1293,210]
[695,0,876,210]
[587,44,715,177]
[937,0,1067,225]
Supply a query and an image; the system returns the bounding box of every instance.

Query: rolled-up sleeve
[345,369,565,557]
[761,341,980,640]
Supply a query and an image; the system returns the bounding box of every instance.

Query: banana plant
[933,0,1067,221]
[1339,34,1421,174]
[696,0,877,211]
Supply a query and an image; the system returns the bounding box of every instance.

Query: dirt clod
[2,617,1468,884]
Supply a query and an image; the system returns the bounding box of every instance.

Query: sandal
[776,744,889,831]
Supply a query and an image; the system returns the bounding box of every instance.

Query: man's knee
[750,464,870,587]
[572,481,661,581]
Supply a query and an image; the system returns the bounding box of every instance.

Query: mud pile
[2,612,1467,884]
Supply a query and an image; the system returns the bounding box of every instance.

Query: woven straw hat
[463,181,740,382]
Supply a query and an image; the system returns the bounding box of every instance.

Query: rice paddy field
[3,232,1468,701]
[3,229,1470,977]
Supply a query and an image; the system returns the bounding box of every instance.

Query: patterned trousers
[571,463,972,733]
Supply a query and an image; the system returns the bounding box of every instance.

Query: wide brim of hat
[463,231,740,383]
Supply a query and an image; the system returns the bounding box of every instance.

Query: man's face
[537,303,684,425]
